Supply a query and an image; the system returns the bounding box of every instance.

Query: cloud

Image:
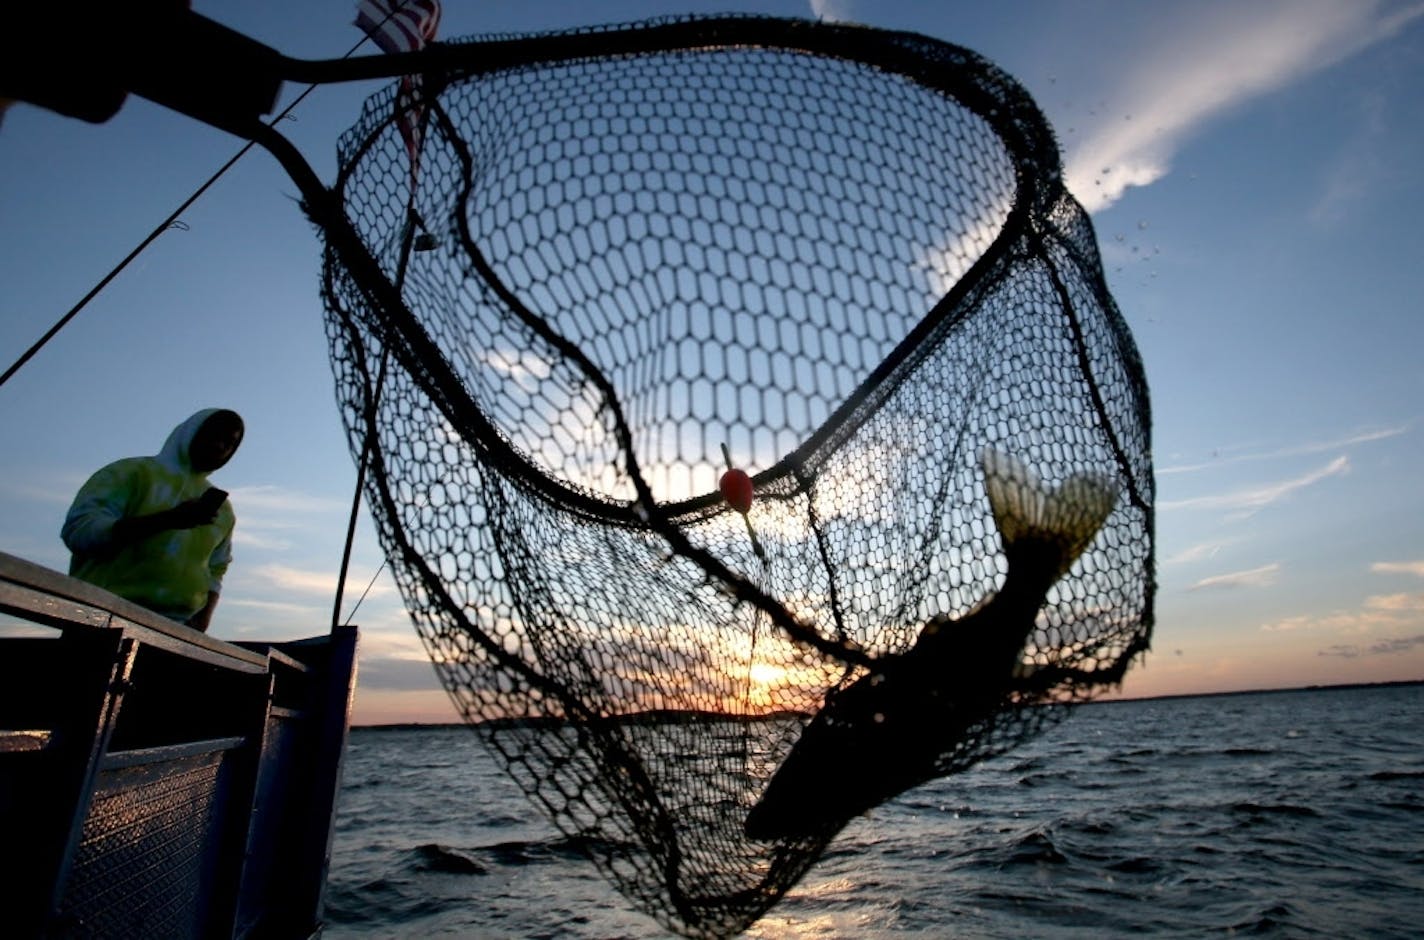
[1261,610,1375,633]
[245,562,397,600]
[1190,562,1280,591]
[1160,455,1348,515]
[481,346,554,392]
[1064,0,1424,211]
[0,474,84,506]
[228,484,346,514]
[223,597,326,618]
[1158,425,1406,475]
[1163,540,1228,565]
[1309,90,1389,226]
[915,206,1013,296]
[359,629,428,660]
[809,0,856,22]
[357,655,441,691]
[1319,634,1424,658]
[1263,591,1424,638]
[1365,592,1424,612]
[1369,634,1424,654]
[1372,560,1424,578]
[231,529,297,552]
[0,478,342,523]
[225,484,350,550]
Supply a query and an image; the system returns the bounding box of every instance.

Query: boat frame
[0,551,357,938]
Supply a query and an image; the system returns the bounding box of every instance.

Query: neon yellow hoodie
[62,409,236,622]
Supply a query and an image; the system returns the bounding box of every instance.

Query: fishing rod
[4,2,440,633]
[0,3,423,390]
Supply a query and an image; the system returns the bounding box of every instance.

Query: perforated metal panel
[57,747,236,938]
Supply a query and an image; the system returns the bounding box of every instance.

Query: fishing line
[0,1,421,390]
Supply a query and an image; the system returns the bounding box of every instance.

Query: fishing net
[317,16,1153,938]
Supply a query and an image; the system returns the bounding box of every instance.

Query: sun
[747,662,786,687]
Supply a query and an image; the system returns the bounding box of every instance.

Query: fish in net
[316,15,1154,938]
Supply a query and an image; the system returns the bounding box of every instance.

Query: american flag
[354,0,442,187]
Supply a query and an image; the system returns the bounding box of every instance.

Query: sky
[2,0,1422,725]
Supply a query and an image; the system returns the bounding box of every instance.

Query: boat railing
[0,550,358,939]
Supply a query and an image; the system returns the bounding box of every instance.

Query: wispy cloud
[1319,633,1424,658]
[808,0,856,23]
[1368,634,1424,654]
[225,485,350,550]
[1160,455,1348,515]
[231,529,297,552]
[1366,592,1424,612]
[1163,540,1229,565]
[0,477,344,516]
[358,655,440,691]
[223,597,325,618]
[915,207,1012,297]
[1262,610,1374,633]
[1158,425,1405,475]
[228,484,346,515]
[1064,0,1424,211]
[1309,88,1389,226]
[0,471,90,506]
[1190,562,1280,591]
[244,562,397,600]
[1263,591,1424,641]
[1372,560,1424,578]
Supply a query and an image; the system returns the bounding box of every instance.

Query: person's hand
[110,488,227,546]
[165,488,227,529]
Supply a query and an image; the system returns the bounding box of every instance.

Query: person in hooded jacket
[62,408,244,632]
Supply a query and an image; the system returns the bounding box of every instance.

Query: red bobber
[719,468,754,515]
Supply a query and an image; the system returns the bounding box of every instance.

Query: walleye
[745,448,1118,841]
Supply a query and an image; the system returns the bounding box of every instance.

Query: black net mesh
[318,16,1154,938]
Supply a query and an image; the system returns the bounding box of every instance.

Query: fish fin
[981,448,1118,579]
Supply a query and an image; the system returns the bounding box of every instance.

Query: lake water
[323,684,1423,938]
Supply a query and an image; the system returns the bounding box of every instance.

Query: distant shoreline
[351,677,1422,730]
[1089,676,1424,707]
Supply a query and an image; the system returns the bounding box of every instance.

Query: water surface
[325,684,1424,937]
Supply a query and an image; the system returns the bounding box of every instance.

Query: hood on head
[157,408,241,474]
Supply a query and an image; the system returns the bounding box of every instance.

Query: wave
[1229,802,1321,818]
[1001,830,1068,867]
[410,843,487,875]
[480,834,620,867]
[323,875,465,925]
[396,834,621,877]
[1106,855,1161,874]
[1227,901,1303,935]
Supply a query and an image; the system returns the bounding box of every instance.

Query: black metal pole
[329,210,419,632]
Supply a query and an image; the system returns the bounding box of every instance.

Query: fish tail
[981,448,1118,579]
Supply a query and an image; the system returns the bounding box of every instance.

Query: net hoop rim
[333,14,1069,528]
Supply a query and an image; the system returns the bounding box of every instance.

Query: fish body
[744,448,1117,841]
